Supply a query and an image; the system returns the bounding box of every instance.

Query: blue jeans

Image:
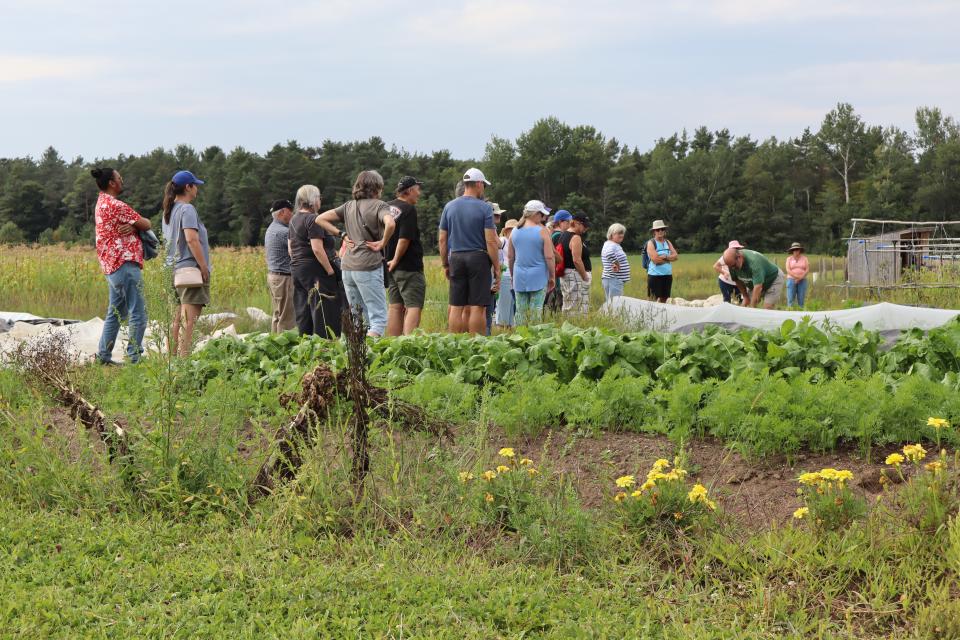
[786,277,808,307]
[496,273,516,326]
[515,289,546,325]
[342,268,388,336]
[97,261,147,363]
[601,277,625,303]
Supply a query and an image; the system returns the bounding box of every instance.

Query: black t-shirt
[559,231,592,273]
[385,199,424,272]
[288,211,334,266]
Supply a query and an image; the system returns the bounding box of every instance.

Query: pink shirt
[786,254,809,281]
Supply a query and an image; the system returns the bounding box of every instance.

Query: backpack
[641,238,654,270]
[554,236,566,277]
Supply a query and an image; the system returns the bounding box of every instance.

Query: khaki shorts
[387,269,426,308]
[763,271,785,305]
[175,282,211,307]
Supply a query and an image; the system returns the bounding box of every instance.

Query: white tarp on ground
[602,297,960,332]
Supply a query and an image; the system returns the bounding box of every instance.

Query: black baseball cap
[397,176,423,191]
[270,199,293,213]
[572,214,591,227]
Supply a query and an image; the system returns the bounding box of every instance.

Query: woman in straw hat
[496,215,518,326]
[785,242,809,308]
[645,219,678,303]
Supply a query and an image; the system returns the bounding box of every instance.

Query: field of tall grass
[4,245,956,330]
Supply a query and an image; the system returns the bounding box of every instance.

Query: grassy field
[2,244,960,637]
[3,245,957,332]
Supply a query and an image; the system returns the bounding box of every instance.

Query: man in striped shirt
[600,223,630,302]
[264,199,295,332]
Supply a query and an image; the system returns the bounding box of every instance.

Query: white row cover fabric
[602,297,960,332]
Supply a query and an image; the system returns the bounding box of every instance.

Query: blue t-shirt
[647,239,672,276]
[163,202,211,271]
[438,197,494,253]
[511,226,549,292]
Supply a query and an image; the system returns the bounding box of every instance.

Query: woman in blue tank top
[645,219,678,303]
[508,201,556,325]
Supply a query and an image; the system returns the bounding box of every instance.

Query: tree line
[1,102,958,254]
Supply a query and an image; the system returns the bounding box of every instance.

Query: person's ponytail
[162,181,177,224]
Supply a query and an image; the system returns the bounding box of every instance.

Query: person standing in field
[438,167,500,334]
[545,210,572,312]
[91,167,152,365]
[485,203,506,335]
[714,240,744,303]
[496,217,518,327]
[162,170,210,357]
[645,219,678,303]
[384,176,426,336]
[264,199,295,333]
[723,246,786,309]
[508,201,555,325]
[558,214,592,315]
[316,170,395,337]
[600,223,630,302]
[785,242,810,308]
[290,185,341,337]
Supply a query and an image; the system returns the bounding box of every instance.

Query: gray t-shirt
[164,202,211,271]
[335,199,394,271]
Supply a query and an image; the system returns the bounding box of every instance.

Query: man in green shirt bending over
[721,247,786,309]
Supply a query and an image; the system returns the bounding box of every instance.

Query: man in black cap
[264,198,295,332]
[385,177,426,335]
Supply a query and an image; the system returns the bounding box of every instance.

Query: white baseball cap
[523,200,551,215]
[463,167,491,185]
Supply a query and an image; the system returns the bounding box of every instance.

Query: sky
[2,0,959,162]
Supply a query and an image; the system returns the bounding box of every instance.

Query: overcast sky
[3,0,958,161]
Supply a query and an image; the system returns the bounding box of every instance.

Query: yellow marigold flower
[798,472,821,486]
[640,479,656,492]
[615,475,636,488]
[706,500,717,511]
[484,493,494,503]
[498,447,515,458]
[481,470,497,481]
[885,453,904,467]
[818,468,851,483]
[926,417,950,429]
[687,483,709,504]
[902,443,927,463]
[673,512,683,520]
[613,492,627,503]
[527,468,540,477]
[793,507,809,519]
[458,471,474,483]
[631,490,643,498]
[652,458,670,471]
[496,465,510,473]
[925,461,944,474]
[647,470,667,482]
[519,458,533,466]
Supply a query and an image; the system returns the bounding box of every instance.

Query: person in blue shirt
[438,168,501,334]
[645,219,679,303]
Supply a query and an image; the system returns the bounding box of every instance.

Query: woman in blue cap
[161,170,209,356]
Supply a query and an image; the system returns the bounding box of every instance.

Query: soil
[487,427,918,529]
[40,406,107,471]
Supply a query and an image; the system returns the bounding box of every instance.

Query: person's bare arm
[485,228,501,291]
[647,241,666,265]
[735,281,750,306]
[182,228,209,282]
[310,238,334,276]
[713,259,724,275]
[542,228,556,292]
[315,210,342,237]
[570,235,587,280]
[750,284,763,307]
[439,230,450,280]
[388,238,411,272]
[507,238,516,288]
[367,214,395,253]
[667,241,679,262]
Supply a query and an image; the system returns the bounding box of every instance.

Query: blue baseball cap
[553,210,573,222]
[171,170,205,187]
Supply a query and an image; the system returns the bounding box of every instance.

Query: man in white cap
[438,167,501,334]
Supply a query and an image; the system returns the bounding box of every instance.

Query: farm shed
[845,219,960,287]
